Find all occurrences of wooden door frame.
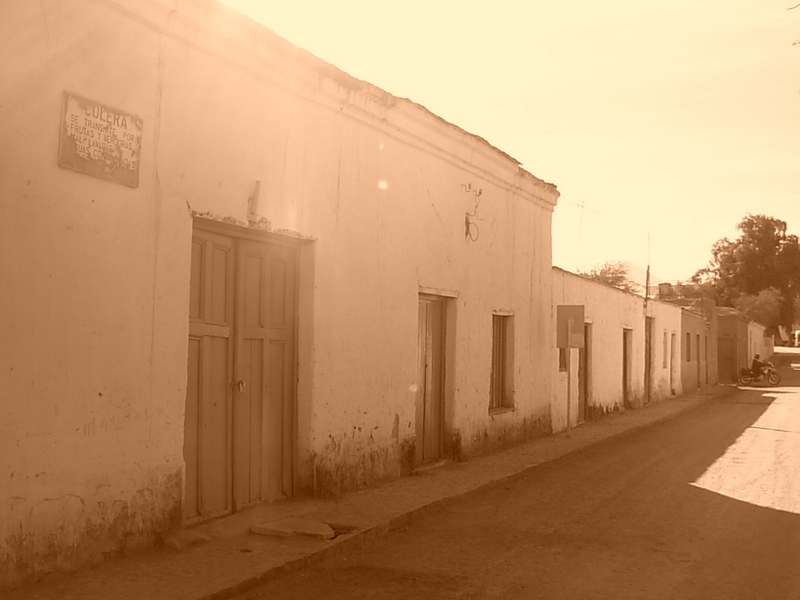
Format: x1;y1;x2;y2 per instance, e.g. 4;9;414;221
416;293;447;465
644;317;654;404
578;322;591;422
187;218;302;520
622;328;633;408
185;228;236;523
670;332;677;395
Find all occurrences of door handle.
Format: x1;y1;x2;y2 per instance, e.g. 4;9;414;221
237;380;247;393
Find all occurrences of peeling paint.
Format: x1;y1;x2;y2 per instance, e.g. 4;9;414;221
189;210;248;229
462;410;552;458
310;436;402;498
624;391;645;410
449;431;465;463
399;437;415;476
587;403;624;421
0;470;181;588
4;0;562;590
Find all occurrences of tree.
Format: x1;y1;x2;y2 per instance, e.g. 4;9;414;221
578;261;641;294
675;278;715;299
733;288;783;330
694;214;800;330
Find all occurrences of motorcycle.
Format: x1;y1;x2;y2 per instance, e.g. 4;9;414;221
738;361;781;386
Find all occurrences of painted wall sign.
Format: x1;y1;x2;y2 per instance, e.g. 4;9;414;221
58;92;142;187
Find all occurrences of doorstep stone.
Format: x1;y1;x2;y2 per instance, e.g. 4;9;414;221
250;517;335;540
163;530;212;551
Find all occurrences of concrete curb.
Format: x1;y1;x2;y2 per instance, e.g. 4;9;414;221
199;387;730;600
199;523;391;600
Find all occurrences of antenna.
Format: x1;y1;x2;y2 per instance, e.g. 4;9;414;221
572;201;599;266
645;233;651;300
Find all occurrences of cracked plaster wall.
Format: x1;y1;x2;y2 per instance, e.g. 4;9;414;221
1;0;188;587
114;0;560;495
1;0;561;583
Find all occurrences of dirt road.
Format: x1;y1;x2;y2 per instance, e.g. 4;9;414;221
236;352;800;599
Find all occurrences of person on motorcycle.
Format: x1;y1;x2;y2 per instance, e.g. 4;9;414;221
751;354;766;379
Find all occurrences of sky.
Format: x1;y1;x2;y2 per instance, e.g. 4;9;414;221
220;0;800;283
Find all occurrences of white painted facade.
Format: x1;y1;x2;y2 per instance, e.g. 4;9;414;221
749;322;773;363
551;268;683;431
647;299;685;401
1;0;558;585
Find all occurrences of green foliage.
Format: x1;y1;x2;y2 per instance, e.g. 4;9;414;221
733;288;783;329
694;214;800;329
578;261;641;294
676;278;715;299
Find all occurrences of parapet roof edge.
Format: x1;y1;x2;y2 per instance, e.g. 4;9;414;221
189;0;559;201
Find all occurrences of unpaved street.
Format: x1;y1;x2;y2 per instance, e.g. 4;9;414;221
236;351;800;600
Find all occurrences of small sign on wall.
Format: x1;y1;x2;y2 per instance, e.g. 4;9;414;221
556;305;585;348
58;92;142;187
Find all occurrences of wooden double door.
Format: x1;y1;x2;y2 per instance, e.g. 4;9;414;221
184;221;296;521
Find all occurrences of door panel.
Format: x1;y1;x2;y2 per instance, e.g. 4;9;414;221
270;259;288;326
243;253;264;329
234;244;266;509
266;246;295;498
189;243;203;319
233;240;296;507
184;337;201;519
185;230;234;520
204;335;231;514
186;224;296;520
266;341;288;498
234;338;264;506
645;317;653;404
210;246;231;325
670;333;676;395
623;328;633;408
416;296;445;464
578;324;590;422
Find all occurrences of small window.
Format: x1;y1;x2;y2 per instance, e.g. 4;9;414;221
662;331;668;369
490;314;514;411
686;332;691;362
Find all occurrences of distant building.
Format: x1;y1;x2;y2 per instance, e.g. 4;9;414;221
653;286;719;391
552;268;683;427
717;308;774;382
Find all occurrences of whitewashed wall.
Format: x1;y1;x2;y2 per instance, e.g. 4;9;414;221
646;298;684;401
749;322;773;362
1;0;191;587
551;269;683;431
0;0;558;585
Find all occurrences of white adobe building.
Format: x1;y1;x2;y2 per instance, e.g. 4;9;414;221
1;0;559;585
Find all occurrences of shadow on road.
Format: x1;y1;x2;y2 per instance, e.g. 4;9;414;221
243;350;800;600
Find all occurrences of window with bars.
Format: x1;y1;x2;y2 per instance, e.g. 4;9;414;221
490;314;514;411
